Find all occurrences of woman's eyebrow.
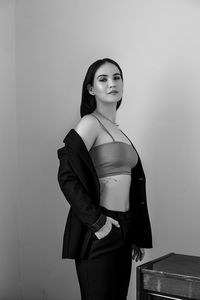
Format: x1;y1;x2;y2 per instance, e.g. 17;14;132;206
113;73;121;76
97;72;121;79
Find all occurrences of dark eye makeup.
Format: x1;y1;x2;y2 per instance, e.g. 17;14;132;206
98;74;121;82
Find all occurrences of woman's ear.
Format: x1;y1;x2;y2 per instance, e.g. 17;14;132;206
87;84;95;95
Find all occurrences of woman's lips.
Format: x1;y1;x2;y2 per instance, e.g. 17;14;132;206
108;90;118;95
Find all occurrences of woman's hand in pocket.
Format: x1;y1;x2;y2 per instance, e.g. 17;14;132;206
94;216;120;240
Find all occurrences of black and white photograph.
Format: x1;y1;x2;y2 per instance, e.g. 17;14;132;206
1;0;200;299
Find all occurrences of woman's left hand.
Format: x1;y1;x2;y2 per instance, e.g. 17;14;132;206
132;245;145;262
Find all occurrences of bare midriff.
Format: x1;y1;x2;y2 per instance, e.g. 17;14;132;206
99;174;131;212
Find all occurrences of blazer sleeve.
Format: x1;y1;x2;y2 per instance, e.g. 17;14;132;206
57;148;106;232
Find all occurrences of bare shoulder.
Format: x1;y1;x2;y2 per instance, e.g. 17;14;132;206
74;114;100;151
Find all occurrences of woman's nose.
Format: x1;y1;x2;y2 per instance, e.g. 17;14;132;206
108;79;116;87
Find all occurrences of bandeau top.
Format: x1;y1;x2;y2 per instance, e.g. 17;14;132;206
89;114;138;178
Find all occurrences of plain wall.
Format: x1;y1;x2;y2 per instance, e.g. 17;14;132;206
13;0;200;299
0;0;21;299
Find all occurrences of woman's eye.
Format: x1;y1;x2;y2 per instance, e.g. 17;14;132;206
114;76;121;80
99;78;107;82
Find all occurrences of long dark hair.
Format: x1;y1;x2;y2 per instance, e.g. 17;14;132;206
80;58;123;117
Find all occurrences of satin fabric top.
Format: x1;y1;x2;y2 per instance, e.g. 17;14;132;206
89;141;138;178
89;114;138;178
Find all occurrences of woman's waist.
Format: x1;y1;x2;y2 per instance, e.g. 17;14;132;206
99;174;131;196
99;174;131;211
99;198;129;212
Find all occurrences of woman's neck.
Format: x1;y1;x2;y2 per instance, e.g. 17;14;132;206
94;104;117;123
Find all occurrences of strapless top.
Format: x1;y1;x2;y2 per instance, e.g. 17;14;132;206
89;141;138;178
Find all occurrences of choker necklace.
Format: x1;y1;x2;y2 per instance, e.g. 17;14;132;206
95;111;119;127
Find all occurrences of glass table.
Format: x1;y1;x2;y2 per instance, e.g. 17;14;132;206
137;252;200;300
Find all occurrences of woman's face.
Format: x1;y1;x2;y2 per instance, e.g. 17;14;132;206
88;62;123;105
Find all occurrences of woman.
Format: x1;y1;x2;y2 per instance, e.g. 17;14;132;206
57;58;152;300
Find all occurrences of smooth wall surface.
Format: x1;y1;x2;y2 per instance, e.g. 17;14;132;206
14;0;200;299
0;0;21;299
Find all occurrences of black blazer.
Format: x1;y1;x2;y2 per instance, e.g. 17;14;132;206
57;129;152;259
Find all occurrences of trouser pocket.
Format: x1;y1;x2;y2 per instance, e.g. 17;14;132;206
87;225;124;260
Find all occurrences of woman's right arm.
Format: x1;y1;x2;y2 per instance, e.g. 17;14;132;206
58;114;110;233
57;146;107;232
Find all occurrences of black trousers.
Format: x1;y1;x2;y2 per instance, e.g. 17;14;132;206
75;207;133;300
